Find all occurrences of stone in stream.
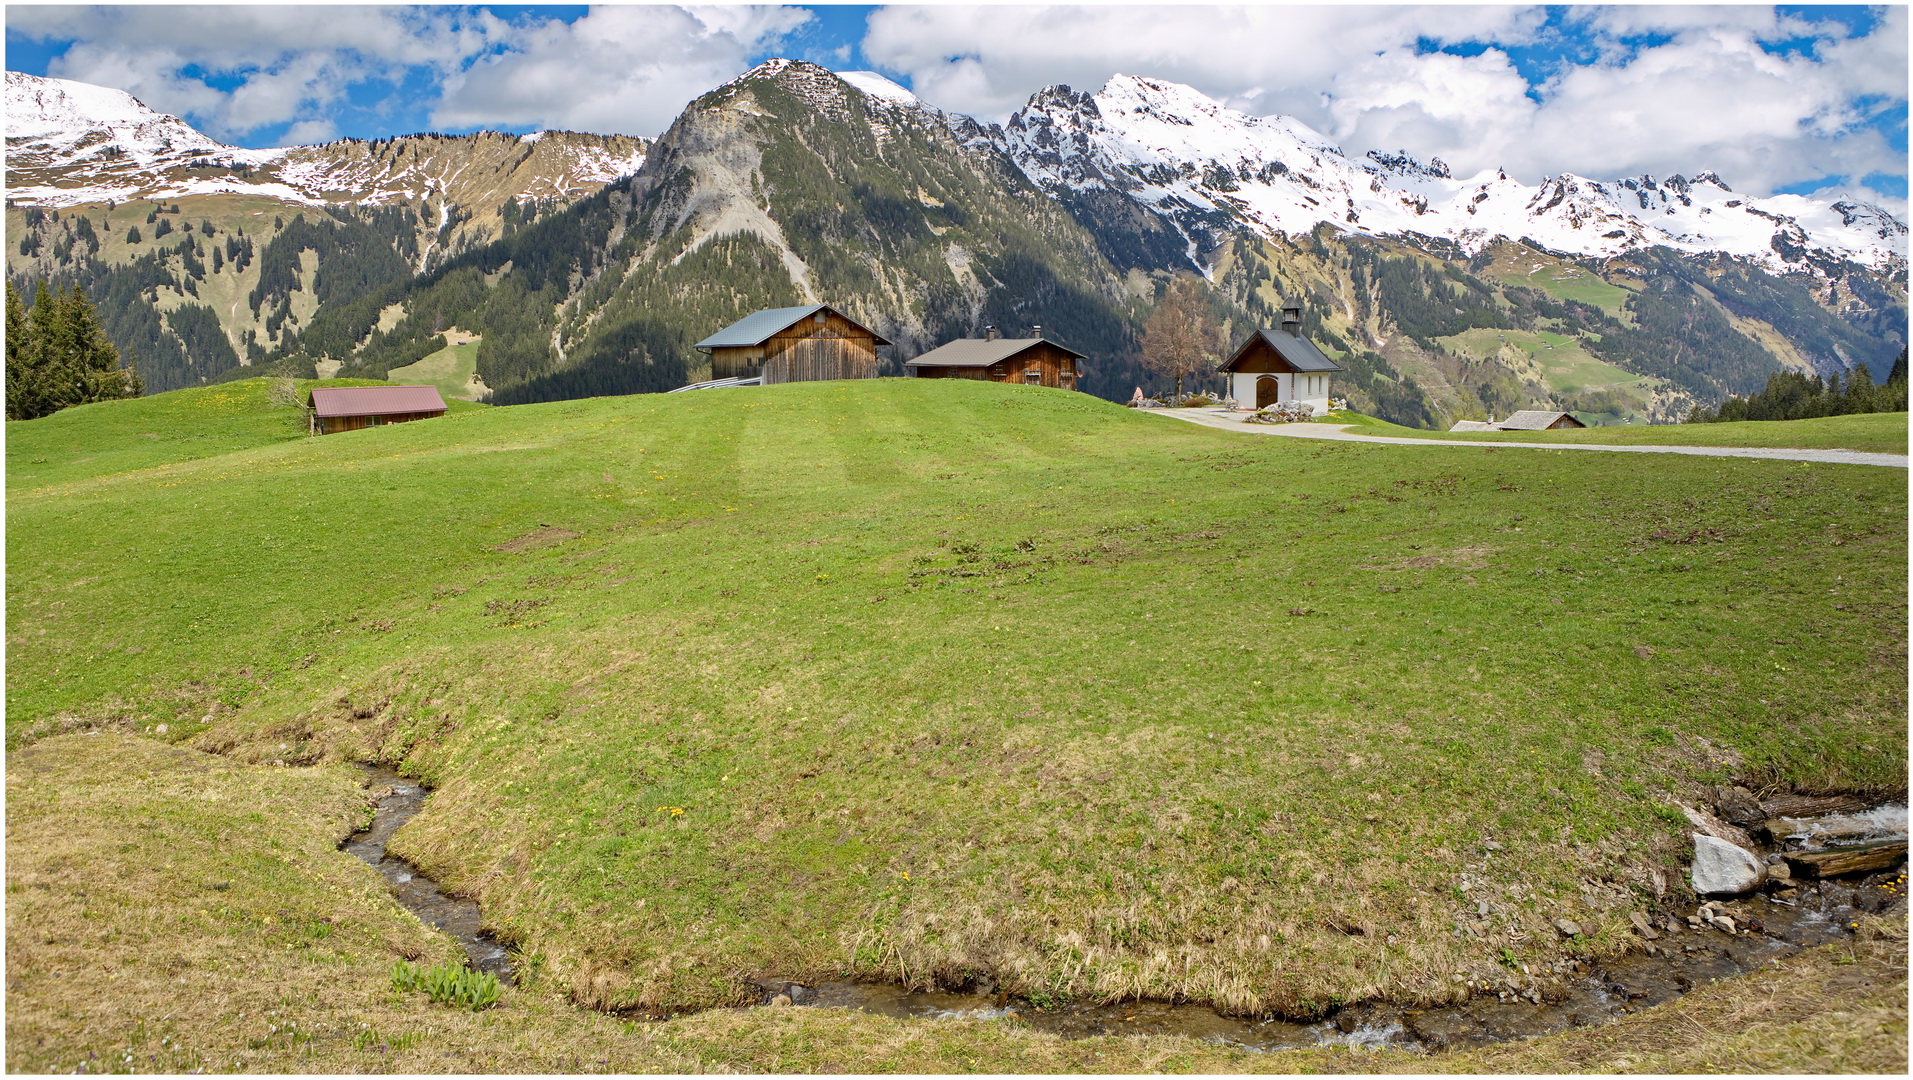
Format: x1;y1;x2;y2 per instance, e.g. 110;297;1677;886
1628;911;1661;940
1714;785;1765;826
1690;833;1764;895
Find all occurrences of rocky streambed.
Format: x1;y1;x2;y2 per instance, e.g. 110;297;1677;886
342;766;514;980
345;766;1906;1053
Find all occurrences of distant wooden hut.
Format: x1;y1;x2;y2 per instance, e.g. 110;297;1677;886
693;304;888;385
307;385;447;435
1217;304;1343;412
904;325;1085;389
1495;410;1586;431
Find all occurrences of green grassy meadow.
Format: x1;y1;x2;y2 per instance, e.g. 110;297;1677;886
4;377;484;491
1488;256;1635;315
1331;410;1909;455
6;377;1906;1029
387;337;485;402
1435;327;1651;399
8;732;1903;1074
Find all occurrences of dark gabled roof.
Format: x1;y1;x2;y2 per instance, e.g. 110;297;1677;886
1217;327;1344;373
693;304;891;350
308;385;447;418
904;337;1087;368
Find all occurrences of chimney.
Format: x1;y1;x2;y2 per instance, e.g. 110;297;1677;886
1280;305;1301;332
984;325;998;341
1031;324;1043;339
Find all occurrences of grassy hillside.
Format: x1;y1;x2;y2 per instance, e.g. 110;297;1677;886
8;731;1903;1073
5;377;484;491
7;378;1905;1027
1331;410;1908;455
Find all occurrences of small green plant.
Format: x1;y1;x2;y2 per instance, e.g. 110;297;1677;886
352;1025;422;1052
390;960;501;1011
1498;947;1521;970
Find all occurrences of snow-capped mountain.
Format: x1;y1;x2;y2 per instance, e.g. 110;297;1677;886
995;74;1907;277
5;71;647;214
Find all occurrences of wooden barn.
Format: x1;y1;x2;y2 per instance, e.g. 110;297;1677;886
307;385;447;435
693;304;888;385
1495;410;1586;431
1217;304;1343;412
904;326;1085;389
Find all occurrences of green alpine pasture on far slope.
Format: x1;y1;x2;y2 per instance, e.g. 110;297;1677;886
4;377;484;491
6;377;1906;1024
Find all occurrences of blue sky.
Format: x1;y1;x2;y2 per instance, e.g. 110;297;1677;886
6;4;1906;206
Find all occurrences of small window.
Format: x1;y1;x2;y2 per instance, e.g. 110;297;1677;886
1024;369;1042;384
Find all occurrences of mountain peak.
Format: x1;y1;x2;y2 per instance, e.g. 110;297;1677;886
6;70;227;162
835;71;918;108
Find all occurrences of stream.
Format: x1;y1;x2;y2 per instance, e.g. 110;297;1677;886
342;766;514;980
343;766;1905;1053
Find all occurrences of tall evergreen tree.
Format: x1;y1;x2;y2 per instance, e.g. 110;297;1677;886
5;282;143;420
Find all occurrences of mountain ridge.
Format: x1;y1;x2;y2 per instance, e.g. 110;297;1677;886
6;62;1907;426
989;72;1907;280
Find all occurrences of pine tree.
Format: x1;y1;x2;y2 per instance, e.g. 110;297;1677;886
5;282;142;420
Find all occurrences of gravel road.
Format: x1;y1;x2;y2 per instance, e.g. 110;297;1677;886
1149;409;1909;469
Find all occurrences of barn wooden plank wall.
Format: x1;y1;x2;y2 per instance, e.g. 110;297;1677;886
914;343;1081;389
761;310;879;385
316;410;444;435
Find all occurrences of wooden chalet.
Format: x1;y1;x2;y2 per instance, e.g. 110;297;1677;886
307;385;447;435
1217;304;1343;412
904;326;1085;389
693;304;888;385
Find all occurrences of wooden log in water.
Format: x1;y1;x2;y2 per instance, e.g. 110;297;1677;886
1783;840;1907;879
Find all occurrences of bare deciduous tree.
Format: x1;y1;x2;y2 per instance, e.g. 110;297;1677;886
1139;276;1222;400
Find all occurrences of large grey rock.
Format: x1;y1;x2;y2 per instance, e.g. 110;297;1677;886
1690;833;1763;895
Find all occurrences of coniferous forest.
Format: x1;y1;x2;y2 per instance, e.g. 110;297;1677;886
5;282;143;420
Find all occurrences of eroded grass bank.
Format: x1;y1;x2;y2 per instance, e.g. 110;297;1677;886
6;378;1907;1018
6;734;1905;1074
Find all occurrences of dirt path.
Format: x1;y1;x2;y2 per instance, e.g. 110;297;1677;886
1150;409;1910;468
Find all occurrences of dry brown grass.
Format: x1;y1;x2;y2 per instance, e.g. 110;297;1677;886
7;732;1905;1074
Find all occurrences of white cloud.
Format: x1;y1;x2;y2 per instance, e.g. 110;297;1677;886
861;3;1907;204
11;4;502;141
862;4;1548;123
430;5;811;136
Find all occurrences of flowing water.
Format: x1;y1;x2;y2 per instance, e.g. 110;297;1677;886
341;765;513;980
343;766;1902;1052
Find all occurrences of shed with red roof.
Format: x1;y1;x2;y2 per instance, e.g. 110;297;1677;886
307;385;447;435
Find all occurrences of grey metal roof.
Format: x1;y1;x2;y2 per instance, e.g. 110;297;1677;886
693;304;891;349
1218;327;1345;373
1497;410;1584;430
1448;420;1497;432
905;337;1086;368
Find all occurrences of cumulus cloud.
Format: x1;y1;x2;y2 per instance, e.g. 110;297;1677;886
862;3;1907;204
863;4;1547;123
430;5;811;136
8;3;813;144
10;4;501;141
